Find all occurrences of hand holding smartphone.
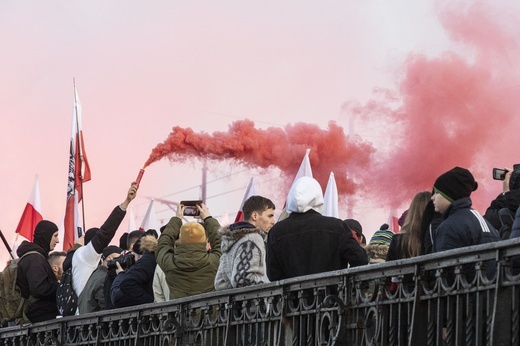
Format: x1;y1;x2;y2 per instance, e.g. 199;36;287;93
180;200;203;216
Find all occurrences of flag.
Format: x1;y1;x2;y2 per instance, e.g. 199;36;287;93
234;177;258;222
15;175;43;242
278;149;313;221
323;172;339;218
127;205;137;232
220;210;230;226
388;208;400;233
63;84;91;251
139;199;161;232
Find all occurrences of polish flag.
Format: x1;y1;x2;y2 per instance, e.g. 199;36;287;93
323;172;339;218
234;177;257;222
63;84;91;250
278;149;313;221
139;199;161;232
15;175;43;242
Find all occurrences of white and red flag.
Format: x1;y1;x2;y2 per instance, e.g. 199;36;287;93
63;84;91;251
323;172;339;218
234;177;257;223
139;199;161;232
15;175;43;242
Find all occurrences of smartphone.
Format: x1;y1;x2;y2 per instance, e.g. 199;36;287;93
180;200;203;216
493;168;508;181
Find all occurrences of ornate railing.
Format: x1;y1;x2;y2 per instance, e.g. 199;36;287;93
2;238;520;346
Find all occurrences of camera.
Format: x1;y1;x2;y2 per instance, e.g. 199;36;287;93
180;200;202;216
107;253;136;270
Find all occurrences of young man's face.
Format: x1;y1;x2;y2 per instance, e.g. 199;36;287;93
49;231;60;251
252;208;276;233
431;190;451;214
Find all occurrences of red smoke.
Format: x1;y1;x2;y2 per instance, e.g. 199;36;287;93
354;1;520;210
144;2;520;213
144;120;374;195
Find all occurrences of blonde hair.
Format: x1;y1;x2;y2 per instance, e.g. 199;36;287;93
398;191;432;258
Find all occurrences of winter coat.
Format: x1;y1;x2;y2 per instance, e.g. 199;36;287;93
111;236;157;308
434;198;500;252
267;176;368;282
509;208;520;273
78;265;107;313
511;207;520;239
215;222;269;290
16;241;58;323
155;216;222;299
434;197;500;283
153;265;170;302
484;189;520;230
72;205;126;297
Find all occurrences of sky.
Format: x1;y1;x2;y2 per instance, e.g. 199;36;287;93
1;1;519;267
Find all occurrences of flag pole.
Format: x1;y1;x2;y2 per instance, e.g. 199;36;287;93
0;229;15;260
74;79;87;237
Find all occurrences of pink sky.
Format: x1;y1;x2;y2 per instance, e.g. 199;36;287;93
1;1;519;266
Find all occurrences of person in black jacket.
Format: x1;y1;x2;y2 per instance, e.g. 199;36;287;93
16;220;61;323
484;165;520;234
432;167;500;253
266;176;368;281
111;234;158;308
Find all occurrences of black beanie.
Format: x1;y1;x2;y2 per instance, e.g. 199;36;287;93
33;220;58;252
102;245;123;260
510;169;520;191
433;167;478;202
84;228;100;245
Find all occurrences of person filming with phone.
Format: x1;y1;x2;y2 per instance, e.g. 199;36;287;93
155;201;222;299
484;164;520;239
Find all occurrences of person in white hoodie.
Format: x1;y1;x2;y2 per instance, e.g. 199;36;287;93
266;176;368;281
72;182;137;298
214;195;276;290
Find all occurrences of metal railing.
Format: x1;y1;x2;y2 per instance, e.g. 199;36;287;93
2;238;520;346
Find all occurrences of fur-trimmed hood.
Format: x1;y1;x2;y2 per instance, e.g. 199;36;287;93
219;222;266;253
139;235;158;253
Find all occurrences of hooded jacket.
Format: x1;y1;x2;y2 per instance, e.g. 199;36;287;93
267;177;368;281
16;221;59;323
214;221;269;290
155;216;221;299
111;235;158;308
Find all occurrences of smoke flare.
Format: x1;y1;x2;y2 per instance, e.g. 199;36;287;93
144;120;375;195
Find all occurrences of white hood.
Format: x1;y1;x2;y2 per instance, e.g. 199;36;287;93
286;176;324;214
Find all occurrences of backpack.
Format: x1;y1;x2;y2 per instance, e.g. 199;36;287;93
0;251;42;326
498;207;515;240
56;266;78;316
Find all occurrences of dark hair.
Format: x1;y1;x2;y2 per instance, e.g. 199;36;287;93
127;230;145;249
243;196;275;221
47;251;66;265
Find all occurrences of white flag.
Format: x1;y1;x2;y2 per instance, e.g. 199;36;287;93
323;172;339;218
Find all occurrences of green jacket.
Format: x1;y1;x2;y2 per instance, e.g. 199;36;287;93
155;216;222;299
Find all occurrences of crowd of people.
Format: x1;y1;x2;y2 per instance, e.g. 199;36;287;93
6;164;520;326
